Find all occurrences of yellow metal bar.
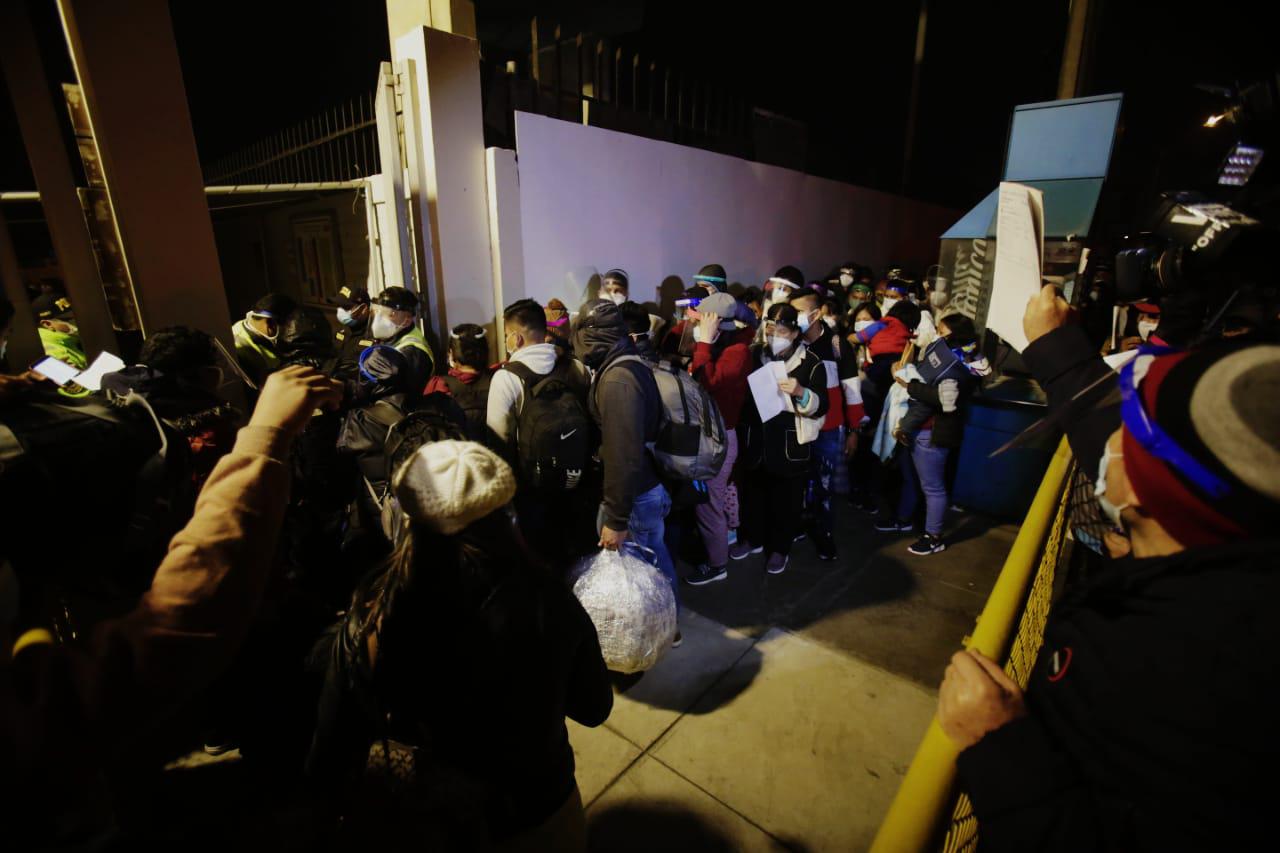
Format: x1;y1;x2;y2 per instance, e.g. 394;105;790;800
870;437;1072;853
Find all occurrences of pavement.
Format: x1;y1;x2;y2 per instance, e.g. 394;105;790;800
569;501;1013;851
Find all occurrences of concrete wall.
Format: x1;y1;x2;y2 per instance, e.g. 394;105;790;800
512;111;959;312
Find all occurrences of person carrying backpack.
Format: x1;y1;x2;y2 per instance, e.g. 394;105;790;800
488;299;594;567
425;323;496;443
573;299;680;609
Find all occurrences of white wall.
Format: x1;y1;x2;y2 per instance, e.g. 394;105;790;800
513;111;959;312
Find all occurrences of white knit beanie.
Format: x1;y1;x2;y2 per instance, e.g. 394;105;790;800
391;439;517;535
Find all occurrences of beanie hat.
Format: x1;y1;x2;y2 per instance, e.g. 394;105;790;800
393;439;517;535
1121;342;1280;547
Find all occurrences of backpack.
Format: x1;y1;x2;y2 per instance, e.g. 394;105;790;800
443;372;493;442
504;359;592;490
606;356;728;483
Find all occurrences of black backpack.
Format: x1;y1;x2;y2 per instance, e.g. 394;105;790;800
443;371;494;442
504;359;592;490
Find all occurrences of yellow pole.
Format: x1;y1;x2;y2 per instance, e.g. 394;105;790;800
870;437;1072;853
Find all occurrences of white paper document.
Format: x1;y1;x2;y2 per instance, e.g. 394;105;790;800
747;360;791;422
72;351;126;391
987;181;1045;353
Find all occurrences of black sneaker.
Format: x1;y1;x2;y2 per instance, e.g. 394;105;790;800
729;541;763;560
907;534;947;556
815;535;838;562
874;518;913;533
684;564;728;587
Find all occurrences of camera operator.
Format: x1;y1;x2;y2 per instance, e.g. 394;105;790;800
934;283;1280;851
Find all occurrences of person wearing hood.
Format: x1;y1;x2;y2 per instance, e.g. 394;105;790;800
683;292;757;586
368;286;435;393
426;322;496;442
232;292;296;389
574;299;678;602
32;292;88;371
735;303;829;575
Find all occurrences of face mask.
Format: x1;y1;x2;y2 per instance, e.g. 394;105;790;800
839;273;854;287
854;320;873;333
606;291;627;306
370;312;402;341
769;334;792;357
881;297;900;313
797;311;813;333
823;315;838;330
337;308;360;328
1137;320;1158;341
1093;444;1131;528
504;334;521;357
694;325;720;345
930;291;949;309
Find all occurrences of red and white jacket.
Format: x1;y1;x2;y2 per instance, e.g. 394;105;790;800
805;325;865;432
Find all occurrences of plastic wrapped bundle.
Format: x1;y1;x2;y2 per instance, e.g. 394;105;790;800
568;543;677;674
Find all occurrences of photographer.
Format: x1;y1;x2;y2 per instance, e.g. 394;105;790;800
936;284;1280;851
1;366;343;848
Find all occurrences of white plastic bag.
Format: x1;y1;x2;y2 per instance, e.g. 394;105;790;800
568;543;677;674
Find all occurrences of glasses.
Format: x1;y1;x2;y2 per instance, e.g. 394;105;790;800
1118;355;1231;498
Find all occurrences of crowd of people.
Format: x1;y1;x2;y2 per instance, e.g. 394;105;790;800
2;246;1279;849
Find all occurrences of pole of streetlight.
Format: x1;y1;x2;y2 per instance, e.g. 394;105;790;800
901;0;929;195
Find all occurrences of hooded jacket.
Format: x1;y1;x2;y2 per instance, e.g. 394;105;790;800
590;338;663;531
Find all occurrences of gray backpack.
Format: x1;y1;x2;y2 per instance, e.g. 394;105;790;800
610;356;728;482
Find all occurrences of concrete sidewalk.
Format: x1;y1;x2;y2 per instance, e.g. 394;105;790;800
570;502;1012;851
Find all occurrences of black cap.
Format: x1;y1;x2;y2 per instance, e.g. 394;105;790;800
372;286;419;313
330;285;370;310
250;292;297;319
32;292;74;321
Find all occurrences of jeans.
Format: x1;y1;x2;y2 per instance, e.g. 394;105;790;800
898;430;950;536
694;429;738;567
600;483;678;608
807;428;843;542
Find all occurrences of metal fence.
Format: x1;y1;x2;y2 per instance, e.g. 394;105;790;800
870;438;1074;853
201;91;380;186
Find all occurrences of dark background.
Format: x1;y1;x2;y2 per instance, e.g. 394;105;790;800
1;1;1276;244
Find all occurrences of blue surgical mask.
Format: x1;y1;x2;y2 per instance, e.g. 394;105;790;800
797;311;813;333
1094;444;1130;528
337;307;359;328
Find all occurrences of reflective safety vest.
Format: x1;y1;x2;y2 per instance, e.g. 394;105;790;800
390;325;435;373
232;319;280;371
38;327;88;370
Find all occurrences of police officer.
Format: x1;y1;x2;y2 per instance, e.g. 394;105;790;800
231;293;296;388
368;286;434;393
31;293;88;370
332;285;374;378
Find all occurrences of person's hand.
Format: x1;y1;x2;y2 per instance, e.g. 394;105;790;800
777;377;802;398
843;430;859;459
599;525;628;551
0;370;48;404
1119;335;1143;353
937;650;1027;750
1023;284;1072;345
248;365;344;438
893;428;911;447
698;311;720;343
894;373;910;387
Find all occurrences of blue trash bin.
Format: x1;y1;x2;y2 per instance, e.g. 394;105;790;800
953;390;1057;520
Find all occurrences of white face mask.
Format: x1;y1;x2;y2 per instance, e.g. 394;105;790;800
1137;320;1158;341
1093;444;1130;528
823;315;838;329
881;297;900;313
929;291;949;309
769;334;792;357
839;273;854;287
694;325;720;345
854;320;874;333
797;310;814;333
605;291;627;306
370;311;402;341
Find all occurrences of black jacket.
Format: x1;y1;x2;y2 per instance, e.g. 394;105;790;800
958;537;1280;851
1022;324;1119;476
739;344;829;477
904;366;978;449
589;339;663;531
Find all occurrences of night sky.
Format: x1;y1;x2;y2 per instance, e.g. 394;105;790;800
1;1;1276;252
